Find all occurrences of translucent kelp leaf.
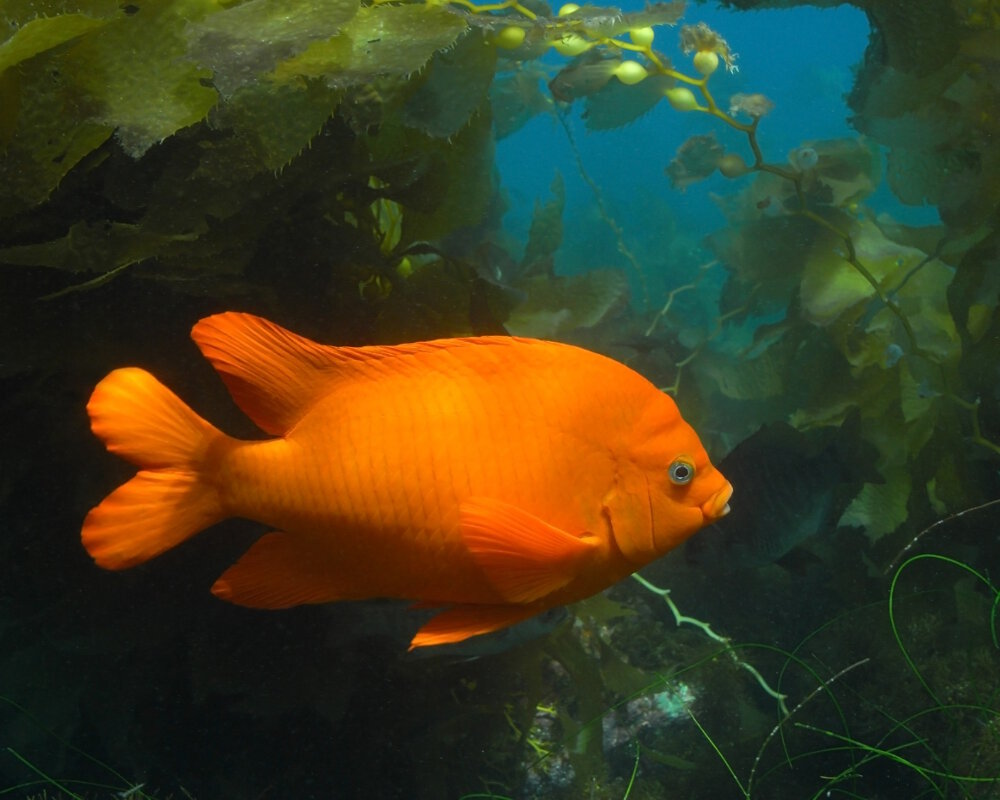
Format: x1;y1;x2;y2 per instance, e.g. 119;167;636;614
898;361;934;424
0;0;120;39
574;594;635;625
273;5;468;86
851;358;938;467
583;72;672;130
947;228;1000;343
549;55;617;103
960;28;1000;62
799;236;888;328
941;149;1000;232
402;30;497;140
865;102;962;152
698;336;792;401
505;268;628;339
891;145;959;207
490;64;552;139
801;220;912;326
369;257;507;341
212;80;341;170
666;132;724;190
873;217;981;267
0;61;112;211
0;13;110;75
370;182;403;257
187;0;359;96
520;173;565;275
788;398;858;431
0;220;186;273
65;0;220;156
839;468;910;542
392;105;495;243
865;0;959;76
885;256;960;365
710;170;792;225
837;309;900;373
855;68;972;188
855;66;942;121
0;5;123;208
617;2;685;32
709;215;834;317
798;138;880;208
719;138;879;218
800;218;960;364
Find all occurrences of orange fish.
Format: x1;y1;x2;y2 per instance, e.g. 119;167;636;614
82;313;732;648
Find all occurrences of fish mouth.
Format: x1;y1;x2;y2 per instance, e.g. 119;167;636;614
701;481;733;521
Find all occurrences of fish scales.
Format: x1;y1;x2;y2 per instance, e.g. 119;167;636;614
236;367;489;600
318;356;580;596
81;312;732;647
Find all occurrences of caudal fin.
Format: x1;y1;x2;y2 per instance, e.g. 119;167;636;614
82;368;226;570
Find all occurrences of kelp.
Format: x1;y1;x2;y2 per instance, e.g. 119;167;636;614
0;0;995;557
848;0;1000;232
270;4;469;86
1;2;1000;798
505;268;628;338
186;0;360;96
3;0;682;339
603;8;999;547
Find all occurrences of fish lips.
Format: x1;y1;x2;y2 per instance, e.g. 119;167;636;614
701;480;733;521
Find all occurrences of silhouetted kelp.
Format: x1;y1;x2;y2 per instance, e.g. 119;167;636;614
1;0;999;797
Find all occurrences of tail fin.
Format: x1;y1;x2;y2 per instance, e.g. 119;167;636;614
82;368;227;570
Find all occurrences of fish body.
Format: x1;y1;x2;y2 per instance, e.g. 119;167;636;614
83;313;731;648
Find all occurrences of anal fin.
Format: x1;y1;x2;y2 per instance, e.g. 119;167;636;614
212;532;343;609
410;604;539;649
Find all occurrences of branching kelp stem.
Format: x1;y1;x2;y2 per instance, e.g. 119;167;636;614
644;260;715;338
598;26;1000;457
644;53;930;362
447;0;999;456
948;395;1000;457
632;573;789;715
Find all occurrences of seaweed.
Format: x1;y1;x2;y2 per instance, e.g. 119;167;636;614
2;0;1000;797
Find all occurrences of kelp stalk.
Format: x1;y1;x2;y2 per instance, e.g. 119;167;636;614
632;573;789;716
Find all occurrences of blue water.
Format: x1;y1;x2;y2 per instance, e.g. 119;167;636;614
496;3;931;305
3;2;997;799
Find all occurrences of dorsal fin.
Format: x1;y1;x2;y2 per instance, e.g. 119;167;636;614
191;313;348;435
191;312;538;436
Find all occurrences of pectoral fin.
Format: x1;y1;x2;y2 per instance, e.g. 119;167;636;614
459;497;598;603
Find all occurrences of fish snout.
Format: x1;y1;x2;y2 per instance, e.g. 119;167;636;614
701;481;733;521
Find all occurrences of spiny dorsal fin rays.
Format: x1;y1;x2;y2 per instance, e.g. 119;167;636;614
191;312;553;436
192;313;346;435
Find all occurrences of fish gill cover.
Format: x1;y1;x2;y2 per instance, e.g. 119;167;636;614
1;0;999;797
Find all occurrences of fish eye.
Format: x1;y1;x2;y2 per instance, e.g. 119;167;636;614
668;459;695;485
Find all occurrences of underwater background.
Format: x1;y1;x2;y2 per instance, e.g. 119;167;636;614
2;0;999;797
